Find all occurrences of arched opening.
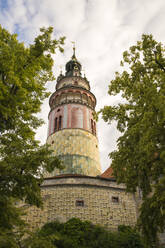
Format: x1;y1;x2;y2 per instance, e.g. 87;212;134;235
93;121;96;135
74;91;81;102
54;115;63;132
60;93;67;104
82;93;88;104
91;119;94;134
55;95;60;105
67;91;73;101
59;115;62;130
91;101;95;109
88;96;92;107
54;117;58;132
90;119;96;135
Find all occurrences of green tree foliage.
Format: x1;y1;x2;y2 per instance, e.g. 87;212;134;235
27;218;144;248
0;25;65;244
100;34;165;246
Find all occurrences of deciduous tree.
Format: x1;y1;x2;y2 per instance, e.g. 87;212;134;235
100;34;165;246
27;218;144;248
0;25;64;244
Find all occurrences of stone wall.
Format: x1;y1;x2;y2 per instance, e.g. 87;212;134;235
23;175;138;231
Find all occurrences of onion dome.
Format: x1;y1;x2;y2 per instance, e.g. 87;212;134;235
65;46;82;77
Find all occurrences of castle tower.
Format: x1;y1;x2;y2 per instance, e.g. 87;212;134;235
25;47;139;234
46;47;101;177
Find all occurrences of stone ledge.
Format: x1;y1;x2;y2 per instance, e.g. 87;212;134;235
42;175;126;190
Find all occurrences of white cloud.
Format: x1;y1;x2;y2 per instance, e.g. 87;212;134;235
1;0;165;172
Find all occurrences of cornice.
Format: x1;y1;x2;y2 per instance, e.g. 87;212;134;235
56;75;90;90
48;102;95;118
49;85;97;107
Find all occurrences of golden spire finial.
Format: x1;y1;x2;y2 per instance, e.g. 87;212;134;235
71;41;76;57
60;65;63;74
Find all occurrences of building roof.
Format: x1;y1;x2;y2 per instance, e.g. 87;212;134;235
100;166;114;179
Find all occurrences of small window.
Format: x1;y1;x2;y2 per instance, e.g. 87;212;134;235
54;117;58;131
93;121;96;135
59;116;62;129
112;196;119;203
76;200;84;207
91;119;94;133
57;109;60;112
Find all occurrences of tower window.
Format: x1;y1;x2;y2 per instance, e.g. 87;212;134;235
57;109;60;112
54;117;58;131
93;121;96;135
59;115;62;129
91;120;96;135
112;196;119;203
76;200;84;207
91;119;94;134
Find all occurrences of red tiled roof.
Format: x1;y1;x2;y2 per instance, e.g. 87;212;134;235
100;167;114;179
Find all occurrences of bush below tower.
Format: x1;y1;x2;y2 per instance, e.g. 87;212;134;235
25;218;145;248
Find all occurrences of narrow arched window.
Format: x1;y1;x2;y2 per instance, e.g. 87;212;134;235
54;117;58;132
93;121;96;135
91;119;94;134
59;116;62;130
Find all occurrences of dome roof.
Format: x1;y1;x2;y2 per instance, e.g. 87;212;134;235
65;47;82;76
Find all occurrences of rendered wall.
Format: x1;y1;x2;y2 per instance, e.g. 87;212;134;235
48;104;96;137
46;129;101;177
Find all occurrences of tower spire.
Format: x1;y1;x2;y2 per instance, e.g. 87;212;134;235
65;42;82;76
60;65;63;75
47;47;101;177
71;41;76;59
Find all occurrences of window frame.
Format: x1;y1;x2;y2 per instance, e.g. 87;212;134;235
111;196;119;203
76;200;84;207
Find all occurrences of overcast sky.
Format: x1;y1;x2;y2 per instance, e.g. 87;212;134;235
1;0;165;172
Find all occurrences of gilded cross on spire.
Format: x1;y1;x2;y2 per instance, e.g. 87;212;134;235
60;65;63;74
71;41;76;59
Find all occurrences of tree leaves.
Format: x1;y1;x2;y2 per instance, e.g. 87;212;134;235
0;25;65;245
100;34;165;246
26;218;144;248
